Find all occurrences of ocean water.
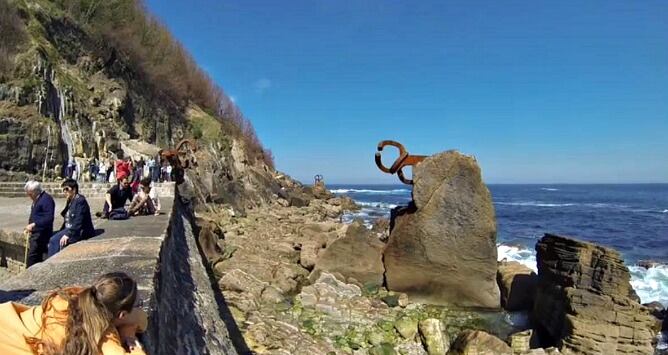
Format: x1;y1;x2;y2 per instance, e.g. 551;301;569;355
330;184;668;306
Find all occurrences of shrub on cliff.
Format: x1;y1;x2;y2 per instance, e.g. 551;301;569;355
0;0;27;79
48;0;271;166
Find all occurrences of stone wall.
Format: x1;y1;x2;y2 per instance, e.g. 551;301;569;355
0;187;241;354
144;198;239;355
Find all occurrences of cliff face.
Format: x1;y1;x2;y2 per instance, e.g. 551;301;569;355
0;0;275;204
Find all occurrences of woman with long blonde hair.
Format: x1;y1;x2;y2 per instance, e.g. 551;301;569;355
0;272;148;355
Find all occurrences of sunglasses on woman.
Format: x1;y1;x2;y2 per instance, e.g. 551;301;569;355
62;187;72;192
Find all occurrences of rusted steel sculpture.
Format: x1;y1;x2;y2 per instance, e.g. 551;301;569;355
159;139;198;169
375;140;426;185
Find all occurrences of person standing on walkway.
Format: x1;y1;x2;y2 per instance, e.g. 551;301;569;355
23;181;55;267
48;179;95;257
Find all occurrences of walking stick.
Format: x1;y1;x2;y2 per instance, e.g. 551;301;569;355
23;230;29;269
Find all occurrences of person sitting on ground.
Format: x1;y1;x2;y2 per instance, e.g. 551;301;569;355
24;180;55;267
128;177;161;216
48;178;95;257
101;175;133;219
0;272;148;354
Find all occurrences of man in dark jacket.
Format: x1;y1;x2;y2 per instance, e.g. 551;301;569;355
48;178;95;257
24;181;55;266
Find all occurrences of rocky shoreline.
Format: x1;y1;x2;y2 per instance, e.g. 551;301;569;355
194;151;664;355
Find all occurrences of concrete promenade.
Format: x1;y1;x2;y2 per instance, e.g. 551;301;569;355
0;182;241;354
0;195;173;304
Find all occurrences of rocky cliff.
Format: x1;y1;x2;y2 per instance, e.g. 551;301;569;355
532;234;656;354
0;0;275;205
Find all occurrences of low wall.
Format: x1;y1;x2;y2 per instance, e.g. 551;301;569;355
0;186;240;354
144;198;239;354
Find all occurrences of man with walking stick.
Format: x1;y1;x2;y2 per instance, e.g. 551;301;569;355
24;181;55;267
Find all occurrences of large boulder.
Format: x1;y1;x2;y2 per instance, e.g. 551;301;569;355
448;330;512;355
310;220;385;288
497;261;537;311
532;234;655;355
384;150;500;308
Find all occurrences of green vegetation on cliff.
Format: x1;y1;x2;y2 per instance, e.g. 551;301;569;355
0;0;273;171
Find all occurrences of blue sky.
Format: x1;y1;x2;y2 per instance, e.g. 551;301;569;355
145;0;668;184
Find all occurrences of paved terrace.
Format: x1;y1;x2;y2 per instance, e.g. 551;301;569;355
0;182;241;354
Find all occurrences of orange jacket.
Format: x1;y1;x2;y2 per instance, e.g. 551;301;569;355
0;289;147;355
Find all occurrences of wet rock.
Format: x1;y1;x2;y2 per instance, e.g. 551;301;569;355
418;318;449;355
289;192;312;207
384;150;500;308
395;342;428;355
509;329;535;354
244;313;336;354
532;234;655;355
299;239;326;270
312;181;333;200
395;317;419;340
397;293;410;308
497;260;537;311
261;285;285;304
311;220;385;288
448;330;511;355
341;195;361;211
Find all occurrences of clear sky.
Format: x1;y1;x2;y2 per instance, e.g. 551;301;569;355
145;0;668;184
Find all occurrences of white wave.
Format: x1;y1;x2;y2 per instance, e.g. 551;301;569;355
630;264;668;307
495;202;575;207
584;203;629;209
662;209;668;214
497;244;537;272
497;243;668;307
330;188;410;195
355;201;398;209
540;188;559;191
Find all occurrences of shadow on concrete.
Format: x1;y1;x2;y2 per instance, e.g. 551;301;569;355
0;289;35;303
93;228;105;237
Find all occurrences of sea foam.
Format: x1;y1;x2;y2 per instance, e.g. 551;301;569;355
494;201;575;207
330;188;410;195
497;243;668;307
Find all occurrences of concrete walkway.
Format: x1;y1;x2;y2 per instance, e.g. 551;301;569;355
0;195;173;304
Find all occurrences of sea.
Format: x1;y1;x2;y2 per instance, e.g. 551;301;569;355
330;184;668;307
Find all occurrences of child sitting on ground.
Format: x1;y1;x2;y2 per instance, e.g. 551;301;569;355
128;177;161;216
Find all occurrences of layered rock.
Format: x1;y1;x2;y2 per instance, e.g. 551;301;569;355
532;234;655;355
384;150;500;308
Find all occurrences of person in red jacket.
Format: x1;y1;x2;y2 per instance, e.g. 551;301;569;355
115;157;132;183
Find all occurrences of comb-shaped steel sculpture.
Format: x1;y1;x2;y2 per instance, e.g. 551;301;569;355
375;140;426;185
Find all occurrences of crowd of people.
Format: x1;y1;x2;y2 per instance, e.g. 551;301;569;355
4;156;169;354
72;154;174;184
23;170;162;266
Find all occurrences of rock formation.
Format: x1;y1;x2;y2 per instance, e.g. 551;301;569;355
532;234;655;355
448;330;512;355
384;150;500;308
497;260;537;311
310;220;385;288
